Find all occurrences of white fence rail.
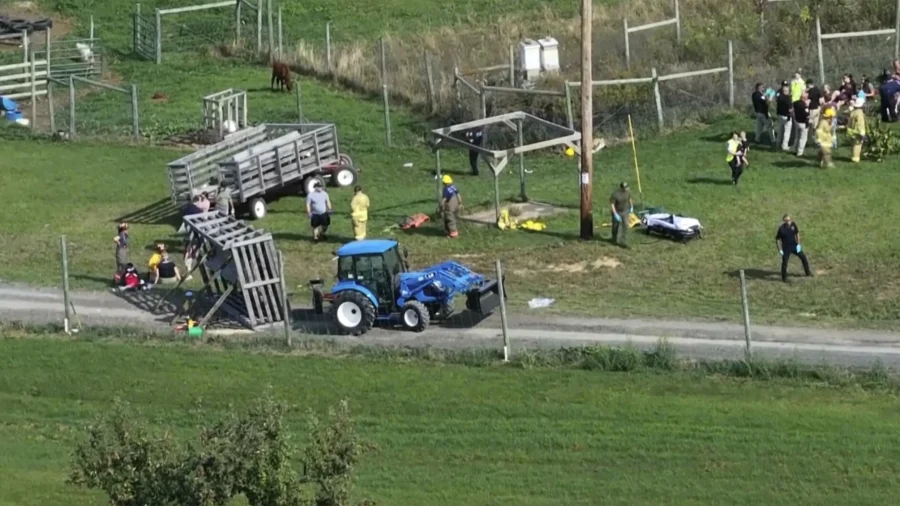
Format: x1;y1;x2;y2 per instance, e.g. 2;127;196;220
623;0;682;69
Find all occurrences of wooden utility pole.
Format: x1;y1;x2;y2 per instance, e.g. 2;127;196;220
579;0;594;239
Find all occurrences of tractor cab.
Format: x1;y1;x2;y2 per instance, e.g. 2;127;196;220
334;240;407;315
310;239;504;336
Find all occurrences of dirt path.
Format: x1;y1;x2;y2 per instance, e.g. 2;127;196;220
2;282;900;368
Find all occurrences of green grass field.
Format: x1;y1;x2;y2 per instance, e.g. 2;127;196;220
2;0;899;330
2;337;900;506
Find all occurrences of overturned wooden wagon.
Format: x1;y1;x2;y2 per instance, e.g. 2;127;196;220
156;211;287;330
167;123;359;219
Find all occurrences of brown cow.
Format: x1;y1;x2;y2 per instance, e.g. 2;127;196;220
271;61;293;92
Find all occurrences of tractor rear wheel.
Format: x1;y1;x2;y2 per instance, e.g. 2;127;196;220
333;291;376;336
401;300;430;332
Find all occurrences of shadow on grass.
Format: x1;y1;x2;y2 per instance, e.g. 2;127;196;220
273;232;352;245
116;198;182;227
688;176;733;186
772;159;815;169
724;269;782;281
291;307;492;335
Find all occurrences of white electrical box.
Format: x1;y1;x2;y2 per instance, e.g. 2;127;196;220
519;39;541;81
538;37;559;72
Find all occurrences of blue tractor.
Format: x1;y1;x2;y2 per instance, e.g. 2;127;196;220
310;239;504;335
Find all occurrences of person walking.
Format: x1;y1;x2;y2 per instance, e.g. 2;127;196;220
775;82;794;152
726;131;744;185
792;92;811;157
775;214;812;283
847;94;867;163
751;83;773;144
113;222;130;274
306;182;332;242
440;175;462;238
815;106;835;168
609;182;633;247
805;79;824;134
465;127;484;176
349;185;370;241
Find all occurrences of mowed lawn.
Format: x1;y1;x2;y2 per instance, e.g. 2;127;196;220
1;338;900;506
2;60;899;328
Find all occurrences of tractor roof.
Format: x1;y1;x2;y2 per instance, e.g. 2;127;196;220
336;239;398;257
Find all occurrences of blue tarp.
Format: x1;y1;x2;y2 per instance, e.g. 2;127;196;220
0;96;17;112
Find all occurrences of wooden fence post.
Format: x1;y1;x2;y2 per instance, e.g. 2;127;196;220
508;44;515;86
674;0;682;44
256;0;263;55
45;25;51;79
381;37;392;147
326;22;332;68
727;40;734;108
424;51;436;115
266;0;274;58
564;82;575;130
234;0;240;44
277;6;283;59
651;67;663;131
278;251;291;346
155;9;162;64
816;16;825;86
131;84;140;140
22;30;28;64
29;55;36;130
48;79;55;133
295;81;303;122
68;75;75;139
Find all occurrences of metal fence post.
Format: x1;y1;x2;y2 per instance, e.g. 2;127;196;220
61;235;71;335
739;269;752;359
234;0;240;44
68;75;76;139
21;30;28;64
295;81;303;122
508;44;515;86
623;18;630;70
45;26;51;79
131;84;140;140
495;259;510;362
266;0;274;58
380;37;392;147
651;67;663;131
256;0;262;55
48;78;55;133
277;6;283;59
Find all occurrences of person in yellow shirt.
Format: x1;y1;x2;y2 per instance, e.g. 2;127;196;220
847;95;867;163
816;107;835;168
350;185;370;241
147;244;165;281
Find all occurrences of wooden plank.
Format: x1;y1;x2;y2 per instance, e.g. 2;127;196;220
628;17;677;33
240;245;267;324
158;1;234;15
262;240;284;321
0;60;48;72
821;28;896;39
658;67;727;82
0;81;46;93
231;246;257;327
254;241;280;322
3;89;47;100
0;70;47;83
246;242;273;323
230;131;304;163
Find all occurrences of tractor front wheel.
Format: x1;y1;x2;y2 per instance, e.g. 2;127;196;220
401;300;430;332
333;291;376;336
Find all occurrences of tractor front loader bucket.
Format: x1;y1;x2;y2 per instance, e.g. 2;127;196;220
466;277;504;316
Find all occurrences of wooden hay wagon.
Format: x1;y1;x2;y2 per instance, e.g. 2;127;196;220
166;123;359;218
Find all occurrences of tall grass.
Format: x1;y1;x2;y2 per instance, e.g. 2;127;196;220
274;0;899;137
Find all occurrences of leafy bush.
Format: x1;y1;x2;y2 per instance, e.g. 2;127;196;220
863;119;900;162
70;397;374;506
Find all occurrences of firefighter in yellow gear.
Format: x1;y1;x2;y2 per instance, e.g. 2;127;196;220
350;185;370;240
816;107;835;168
847;96;867;163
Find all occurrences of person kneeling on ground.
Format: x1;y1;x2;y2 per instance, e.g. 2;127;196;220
775;214;812;283
151;251;182;285
115;263;144;292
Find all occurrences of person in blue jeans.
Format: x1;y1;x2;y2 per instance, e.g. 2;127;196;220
775;214;812;283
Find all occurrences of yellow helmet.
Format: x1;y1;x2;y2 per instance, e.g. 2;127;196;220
823;107;835;119
564;147;576;157
441;175;453;184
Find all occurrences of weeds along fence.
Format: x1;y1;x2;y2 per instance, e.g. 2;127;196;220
815;8;900;85
623;0;682;70
47;76;140;140
134;0;267;64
